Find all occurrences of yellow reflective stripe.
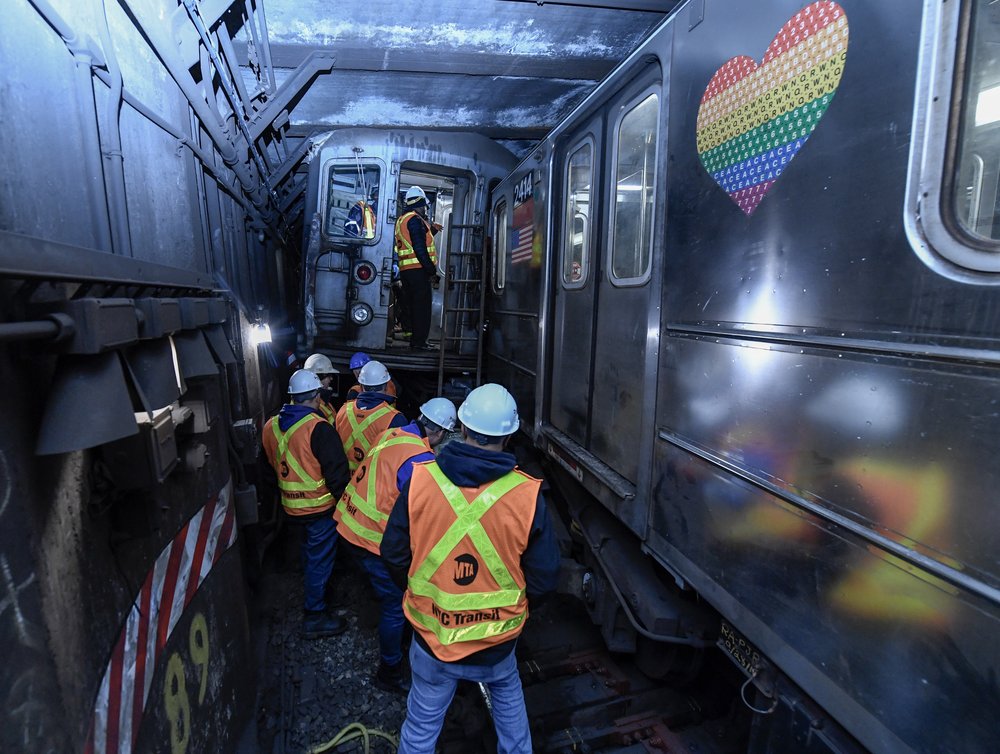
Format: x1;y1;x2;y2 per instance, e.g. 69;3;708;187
349;433;426;521
283;491;333;510
337;502;383;543
343;404;393;457
408;603;526;646
409;578;523;611
272;415;324;491
411;466;528;599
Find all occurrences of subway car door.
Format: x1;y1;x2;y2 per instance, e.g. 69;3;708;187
590;76;663;486
550;116;603;446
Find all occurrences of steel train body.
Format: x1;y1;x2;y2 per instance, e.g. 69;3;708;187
0;1;286;751
487;1;1000;752
301;128;515;365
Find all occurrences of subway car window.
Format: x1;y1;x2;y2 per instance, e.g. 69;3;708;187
493;199;508;290
953;0;1000;245
611;93;659;283
562;141;593;287
325;164;381;240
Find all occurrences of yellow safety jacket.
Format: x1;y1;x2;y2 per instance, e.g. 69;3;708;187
262;413;335;517
360;202;375;239
335;400;402;472
318;400;336;424
394;211;437;271
402;462;541;661
334;428;431;555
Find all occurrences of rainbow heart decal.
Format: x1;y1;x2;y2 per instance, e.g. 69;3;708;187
696;1;849;215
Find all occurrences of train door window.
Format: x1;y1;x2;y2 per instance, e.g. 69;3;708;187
908;0;1000;276
492;199;509;291
609;91;659;285
324;163;382;242
561;139;594;288
952;1;1000;248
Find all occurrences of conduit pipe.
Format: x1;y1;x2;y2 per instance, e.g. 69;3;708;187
90;68;252;215
118;0;270;218
97;0;133;257
25;0;113;253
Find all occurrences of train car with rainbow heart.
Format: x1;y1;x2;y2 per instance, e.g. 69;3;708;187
485;1;1000;752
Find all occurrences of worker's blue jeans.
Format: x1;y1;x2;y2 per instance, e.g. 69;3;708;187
399;641;531;754
302;516;338;613
357;549;405;666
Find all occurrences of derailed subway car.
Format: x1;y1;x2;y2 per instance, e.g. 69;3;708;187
0;1;287;751
301;128;515;367
488;1;1000;752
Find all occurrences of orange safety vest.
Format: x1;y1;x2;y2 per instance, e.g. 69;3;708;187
318;400;336;424
394;211;438;270
402;461;541;661
335;400;402;472
334;428;431;555
262;412;335;517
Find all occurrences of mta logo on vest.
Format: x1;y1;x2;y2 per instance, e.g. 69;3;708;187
453;554;478;586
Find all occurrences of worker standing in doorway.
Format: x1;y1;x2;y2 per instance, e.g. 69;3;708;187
262;370;351;639
335;360;408;472
382;384;560;754
334;397;458;694
394;185;441;351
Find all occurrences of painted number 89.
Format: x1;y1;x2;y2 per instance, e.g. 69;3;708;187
164;613;211;754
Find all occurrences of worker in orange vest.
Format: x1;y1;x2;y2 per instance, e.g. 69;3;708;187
335;360;408;471
262;370;351;639
382;384;559;754
334;397;458;694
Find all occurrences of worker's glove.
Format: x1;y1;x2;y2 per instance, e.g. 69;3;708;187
431;222;443;234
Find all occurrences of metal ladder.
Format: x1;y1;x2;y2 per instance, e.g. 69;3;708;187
436;220;486;394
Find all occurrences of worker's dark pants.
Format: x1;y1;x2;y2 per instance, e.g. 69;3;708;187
399;268;432;347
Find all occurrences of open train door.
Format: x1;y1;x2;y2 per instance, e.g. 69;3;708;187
546;67;664;533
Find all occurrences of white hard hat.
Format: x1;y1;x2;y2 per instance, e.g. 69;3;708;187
458;384;519;437
303;353;337;375
404;185;427;205
420;397;457;432
358;360;391;387
288;369;322;396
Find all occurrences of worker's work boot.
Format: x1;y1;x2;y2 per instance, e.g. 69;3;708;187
300;612;347;640
374;660;411;695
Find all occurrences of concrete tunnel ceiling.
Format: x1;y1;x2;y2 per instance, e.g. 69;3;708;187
235;0;679;158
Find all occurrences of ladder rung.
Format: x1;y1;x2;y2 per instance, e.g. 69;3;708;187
447;251;482;257
445;307;481;313
448;278;480;284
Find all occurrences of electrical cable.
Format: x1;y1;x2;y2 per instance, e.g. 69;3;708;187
308;722;399;753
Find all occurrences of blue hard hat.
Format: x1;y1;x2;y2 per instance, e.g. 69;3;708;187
349;352;371;370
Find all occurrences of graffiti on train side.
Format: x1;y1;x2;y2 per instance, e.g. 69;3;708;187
164;612;211;754
0;450;66;754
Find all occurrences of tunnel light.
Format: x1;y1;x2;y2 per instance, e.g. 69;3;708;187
975;84;1000;127
249;323;271;346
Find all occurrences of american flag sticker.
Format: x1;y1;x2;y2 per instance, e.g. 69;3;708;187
511;199;535;265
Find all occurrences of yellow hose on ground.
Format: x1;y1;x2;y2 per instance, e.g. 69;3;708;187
309;722;399;753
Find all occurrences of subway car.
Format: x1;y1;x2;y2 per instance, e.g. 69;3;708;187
300;128;516;374
487;1;1000;752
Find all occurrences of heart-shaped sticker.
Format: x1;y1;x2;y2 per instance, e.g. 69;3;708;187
696;1;849;215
